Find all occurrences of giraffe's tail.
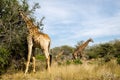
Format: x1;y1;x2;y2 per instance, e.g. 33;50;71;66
49;54;52;66
48;41;52;67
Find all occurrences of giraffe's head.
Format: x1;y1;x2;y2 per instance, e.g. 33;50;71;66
88;38;94;43
18;10;23;18
18;9;24;15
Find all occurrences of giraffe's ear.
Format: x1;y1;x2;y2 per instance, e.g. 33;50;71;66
89;38;94;42
18;9;23;13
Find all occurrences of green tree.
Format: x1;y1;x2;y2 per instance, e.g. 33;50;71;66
113;40;120;58
85;40;119;62
86;45;99;59
61;45;74;55
98;43;114;58
0;0;41;74
51;45;74;60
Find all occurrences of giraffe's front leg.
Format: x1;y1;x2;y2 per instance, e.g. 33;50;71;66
25;36;33;74
25;45;32;74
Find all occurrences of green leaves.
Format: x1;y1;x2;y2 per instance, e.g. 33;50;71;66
0;47;10;64
86;40;120;63
0;47;10;74
0;0;40;74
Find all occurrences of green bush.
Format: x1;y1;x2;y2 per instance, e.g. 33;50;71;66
73;59;82;65
104;56;110;62
66;60;71;65
117;57;120;65
36;54;46;61
87;52;98;59
0;47;11;74
57;62;62;66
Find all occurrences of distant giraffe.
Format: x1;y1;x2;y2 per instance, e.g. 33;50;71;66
18;10;52;74
55;50;64;61
73;38;93;59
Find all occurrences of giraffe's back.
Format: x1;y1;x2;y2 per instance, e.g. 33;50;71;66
33;32;50;49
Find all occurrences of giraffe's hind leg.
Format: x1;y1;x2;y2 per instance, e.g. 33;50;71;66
44;49;50;72
32;56;36;73
32;47;36;73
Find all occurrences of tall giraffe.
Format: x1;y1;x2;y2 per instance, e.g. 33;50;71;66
18;10;52;74
73;38;93;59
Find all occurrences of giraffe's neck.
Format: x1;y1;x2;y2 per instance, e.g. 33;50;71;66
80;40;91;50
19;12;40;35
20;12;35;30
20;12;30;24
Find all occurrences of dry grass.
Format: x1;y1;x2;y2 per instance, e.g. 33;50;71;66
1;60;120;80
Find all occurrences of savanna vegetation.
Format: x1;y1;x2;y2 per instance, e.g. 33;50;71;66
0;0;120;80
1;59;120;80
51;39;120;64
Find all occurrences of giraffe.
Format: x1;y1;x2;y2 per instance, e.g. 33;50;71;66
73;38;93;60
18;10;52;74
55;50;64;61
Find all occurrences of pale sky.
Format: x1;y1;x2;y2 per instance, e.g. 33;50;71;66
28;0;120;48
